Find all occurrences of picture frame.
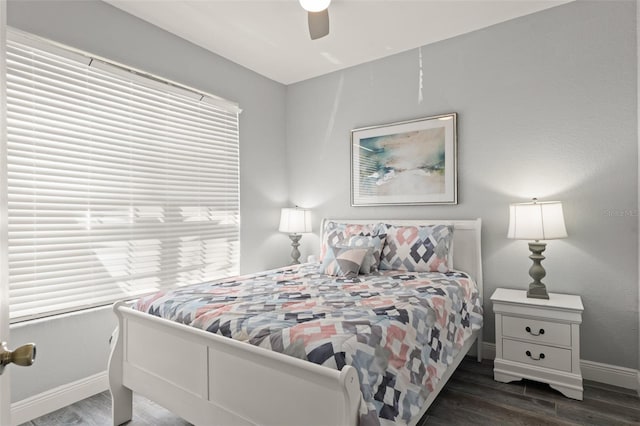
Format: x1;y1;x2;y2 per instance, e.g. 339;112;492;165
351;113;457;206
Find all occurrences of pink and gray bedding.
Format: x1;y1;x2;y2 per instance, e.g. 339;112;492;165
320;221;453;274
320;221;379;261
345;234;386;274
319;245;370;277
378;224;453;273
135;263;483;426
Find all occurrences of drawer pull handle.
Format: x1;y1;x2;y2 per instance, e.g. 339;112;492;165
525;350;545;361
525;326;545;336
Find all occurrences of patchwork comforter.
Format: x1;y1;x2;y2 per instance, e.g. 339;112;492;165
134;263;483;426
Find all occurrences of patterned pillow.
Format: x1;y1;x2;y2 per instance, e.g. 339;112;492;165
379;224;453;272
345;234;386;274
319;245;369;277
320;221;377;261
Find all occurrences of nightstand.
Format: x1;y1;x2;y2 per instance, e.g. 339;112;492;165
491;288;584;400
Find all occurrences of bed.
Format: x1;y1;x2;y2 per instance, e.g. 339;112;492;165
108;218;484;426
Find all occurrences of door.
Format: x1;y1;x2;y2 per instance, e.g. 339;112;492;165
1;0;10;423
1;5;36;420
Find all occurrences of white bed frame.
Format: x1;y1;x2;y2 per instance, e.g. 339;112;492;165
108;218;483;426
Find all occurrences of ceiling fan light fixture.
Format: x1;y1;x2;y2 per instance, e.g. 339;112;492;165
299;0;331;13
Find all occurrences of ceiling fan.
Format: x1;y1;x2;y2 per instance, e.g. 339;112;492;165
299;0;331;40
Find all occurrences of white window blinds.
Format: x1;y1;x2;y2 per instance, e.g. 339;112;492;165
6;31;241;322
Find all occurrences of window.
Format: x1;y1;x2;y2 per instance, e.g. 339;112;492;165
6;30;241;322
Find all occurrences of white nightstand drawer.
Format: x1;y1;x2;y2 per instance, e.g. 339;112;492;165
502;338;572;372
502;316;571;346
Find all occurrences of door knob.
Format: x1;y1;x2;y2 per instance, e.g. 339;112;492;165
0;341;36;375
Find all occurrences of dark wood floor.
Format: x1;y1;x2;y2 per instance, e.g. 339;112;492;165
420;357;640;425
19;391;191;426
21;357;640;425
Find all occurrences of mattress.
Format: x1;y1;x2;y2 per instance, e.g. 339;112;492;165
135;263;483;426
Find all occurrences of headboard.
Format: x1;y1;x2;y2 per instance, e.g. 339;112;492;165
320;218;483;301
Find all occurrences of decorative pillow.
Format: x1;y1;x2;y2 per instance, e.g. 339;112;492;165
319;221;376;261
379;224;453;272
345;234;386;274
319;245;369;277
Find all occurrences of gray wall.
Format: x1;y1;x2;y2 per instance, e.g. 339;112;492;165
286;0;638;369
637;0;640;385
8;0;289;402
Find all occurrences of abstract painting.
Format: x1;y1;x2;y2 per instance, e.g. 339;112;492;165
351;113;457;206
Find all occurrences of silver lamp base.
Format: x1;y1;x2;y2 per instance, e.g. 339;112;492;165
288;234;302;265
527;283;549;299
527;241;549;299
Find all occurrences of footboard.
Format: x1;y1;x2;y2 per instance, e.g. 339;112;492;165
108;301;361;426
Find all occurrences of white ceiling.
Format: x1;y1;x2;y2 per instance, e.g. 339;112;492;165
105;0;572;85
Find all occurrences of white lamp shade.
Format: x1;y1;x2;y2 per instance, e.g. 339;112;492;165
279;208;312;234
508;200;567;240
299;0;331;12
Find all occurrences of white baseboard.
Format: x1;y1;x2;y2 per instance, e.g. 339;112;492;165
481;342;639;392
581;359;639;390
11;371;108;426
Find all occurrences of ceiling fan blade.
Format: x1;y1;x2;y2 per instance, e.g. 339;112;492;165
308;9;329;40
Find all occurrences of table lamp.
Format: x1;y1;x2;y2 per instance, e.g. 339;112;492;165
279;207;312;264
507;198;567;299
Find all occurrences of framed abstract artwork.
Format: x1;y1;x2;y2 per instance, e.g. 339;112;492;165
351;113;457;206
